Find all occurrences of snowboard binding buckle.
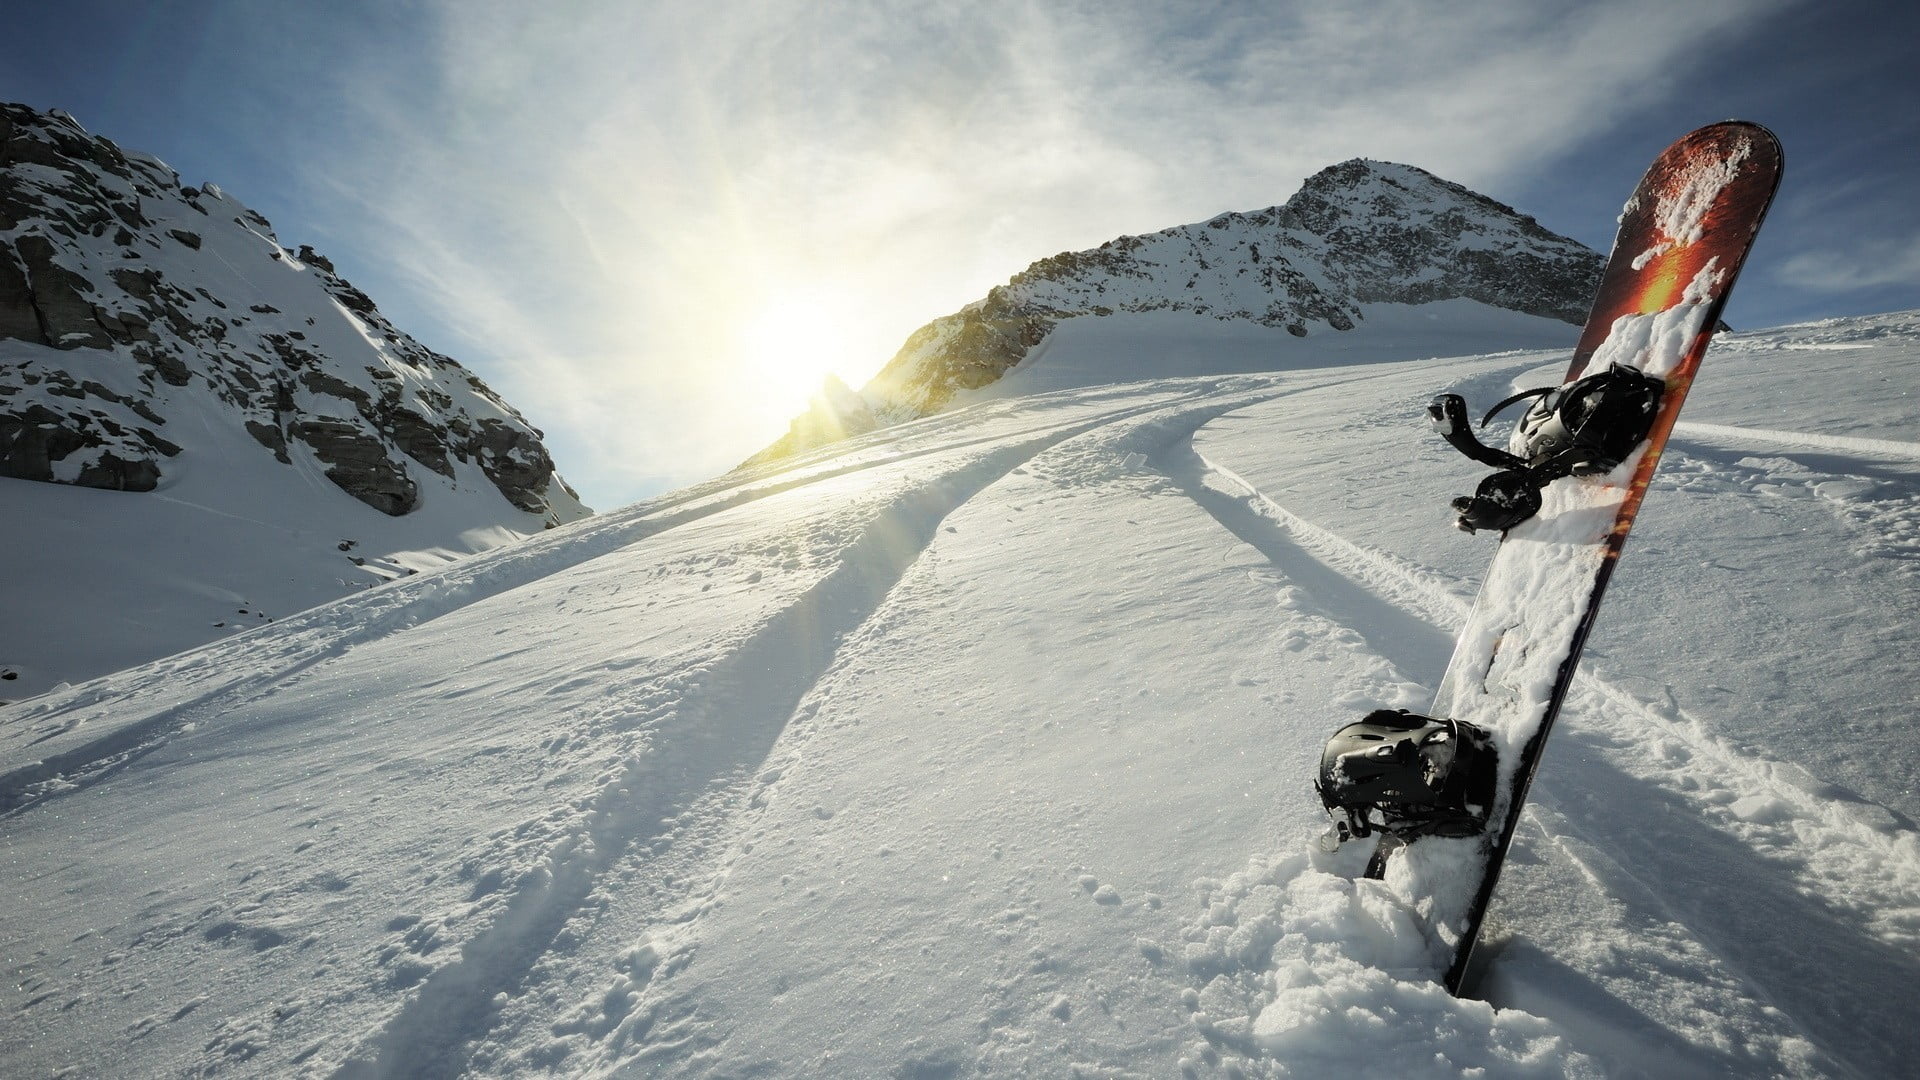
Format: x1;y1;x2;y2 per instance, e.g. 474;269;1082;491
1450;470;1544;534
1428;363;1667;533
1316;709;1498;846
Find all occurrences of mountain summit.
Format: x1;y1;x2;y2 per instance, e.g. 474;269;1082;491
0;102;584;522
751;159;1600;464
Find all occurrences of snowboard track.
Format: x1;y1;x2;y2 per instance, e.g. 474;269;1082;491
329;387;1293;1079
1673;421;1920;461
0;387;1226;821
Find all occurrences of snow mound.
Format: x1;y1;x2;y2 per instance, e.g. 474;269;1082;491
1184;850;1594;1078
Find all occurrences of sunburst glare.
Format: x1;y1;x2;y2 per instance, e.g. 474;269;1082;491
733;290;868;413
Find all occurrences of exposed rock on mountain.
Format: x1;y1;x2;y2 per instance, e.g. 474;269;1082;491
748;159;1601;465
775;374;880;456
0;102;586;522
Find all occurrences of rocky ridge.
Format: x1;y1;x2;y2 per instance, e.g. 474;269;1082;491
749;159;1602;465
0;102;586;522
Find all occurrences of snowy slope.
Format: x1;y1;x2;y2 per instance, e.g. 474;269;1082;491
4;310;1919;1078
0;104;589;700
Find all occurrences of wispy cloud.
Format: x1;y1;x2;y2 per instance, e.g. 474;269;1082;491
297;0;1792;505
1779;234;1920;292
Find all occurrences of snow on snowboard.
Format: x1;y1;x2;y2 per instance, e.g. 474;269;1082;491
1315;121;1783;994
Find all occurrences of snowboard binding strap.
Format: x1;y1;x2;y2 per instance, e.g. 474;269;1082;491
1316;709;1498;847
1428;363;1667;533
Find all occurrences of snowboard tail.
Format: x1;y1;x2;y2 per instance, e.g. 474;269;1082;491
1319;122;1783;995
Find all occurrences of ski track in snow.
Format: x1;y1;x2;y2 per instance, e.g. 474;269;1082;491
1661;437;1920;579
326;385;1298;1078
333;445;1050;1077
482;387;1361;1079
1172;414;1920;1078
0;388;1210;819
1;382;1266;1078
444;374;1398;1078
1673;421;1920;462
1194;434;1920;946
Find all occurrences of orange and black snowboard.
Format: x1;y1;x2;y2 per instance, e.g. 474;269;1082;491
1324;122;1783;996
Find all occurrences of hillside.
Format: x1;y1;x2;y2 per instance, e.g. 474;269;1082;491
4;308;1917;1078
0;103;589;698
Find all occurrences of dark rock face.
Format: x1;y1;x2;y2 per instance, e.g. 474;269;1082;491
10;234;113;349
75;451;160;491
0;403;88;480
245;418;290;463
742;375;881;469
758;159;1604;463
0;102;586;524
0;240;43;342
471;418;559;514
380;404;452;478
291;417;418;515
0;393;176;492
1280;159;1598;323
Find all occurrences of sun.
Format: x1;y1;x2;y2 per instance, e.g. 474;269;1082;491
734;291;859;410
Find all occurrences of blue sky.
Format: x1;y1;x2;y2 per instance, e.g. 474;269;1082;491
4;0;1914;508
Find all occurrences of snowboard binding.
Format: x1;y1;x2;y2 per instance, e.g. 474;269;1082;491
1428;363;1667;533
1316;709;1498;846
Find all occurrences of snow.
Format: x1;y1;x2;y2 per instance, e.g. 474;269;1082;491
1576;261;1722;380
974;300;1583;400
1632;140;1754;271
5;309;1920;1078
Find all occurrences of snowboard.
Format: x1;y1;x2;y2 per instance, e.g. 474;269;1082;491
1318;121;1783;995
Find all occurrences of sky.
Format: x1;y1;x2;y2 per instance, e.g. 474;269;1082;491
3;0;1915;509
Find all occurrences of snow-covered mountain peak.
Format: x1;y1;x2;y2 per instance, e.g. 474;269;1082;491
1;102;591;700
0;101;585;522
1281;158;1592;302
749;157;1601;466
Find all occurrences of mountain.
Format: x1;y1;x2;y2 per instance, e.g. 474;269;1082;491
748;158;1603;465
0;103;589;698
4;307;1917;1078
0;103;582;516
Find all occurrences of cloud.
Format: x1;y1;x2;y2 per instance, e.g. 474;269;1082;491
1777;235;1920;292
296;0;1794;506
